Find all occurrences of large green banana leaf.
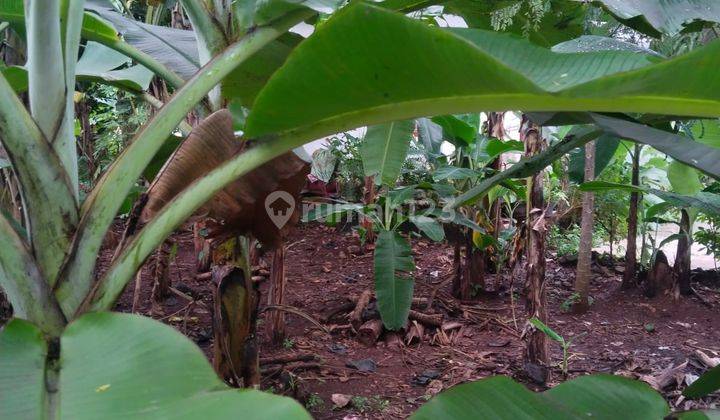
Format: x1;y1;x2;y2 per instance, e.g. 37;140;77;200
3;42;154;94
361;120;415;185
0;312;309;419
411;374;669;419
374;230;415;330
245;3;720;141
588;0;720;38
84;0;200;79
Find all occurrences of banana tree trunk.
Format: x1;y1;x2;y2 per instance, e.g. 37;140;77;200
266;244;287;345
573;141;595;314
212;239;260;388
487;112;506;242
622;144;641;289
452;234;485;301
674;209;692;296
521;116;549;377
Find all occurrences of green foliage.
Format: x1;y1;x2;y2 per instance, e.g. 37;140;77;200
0;313;310;419
374;230;415;330
684;365;720;399
529;317;586;377
548;225;581;257
361;120;415;186
305;393;324;411
412;374;670;419
282;338;295;349
694;213;720;269
326;134;365;201
3;0;720;417
80;83;150;185
350;395;390;413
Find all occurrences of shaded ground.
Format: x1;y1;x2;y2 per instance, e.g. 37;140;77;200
103;223;720;417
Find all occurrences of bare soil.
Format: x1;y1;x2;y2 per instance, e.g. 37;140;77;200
90;223;720;418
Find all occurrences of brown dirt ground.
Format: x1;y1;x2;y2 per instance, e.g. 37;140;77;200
106;222;720;419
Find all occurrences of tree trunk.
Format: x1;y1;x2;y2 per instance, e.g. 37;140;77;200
362;176;376;244
151;239;173;312
521;116;549;376
622;143;641;289
266;244;287;345
674;209;692;296
212;239;260;388
487;112;506;241
452;230;485;300
573;141;595;314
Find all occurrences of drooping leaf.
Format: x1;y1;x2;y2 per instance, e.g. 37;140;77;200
0;313;310;419
589;0;720;38
684;365;720;399
588;114;720;180
529;317;564;343
412;374;669;419
568;133;620;184
374;230;414;330
409;215;445;242
246;3;720;141
76;41;155;92
85;0;200;79
361;120;414;186
431;115;476;145
485;139;525;160
416;117;444;156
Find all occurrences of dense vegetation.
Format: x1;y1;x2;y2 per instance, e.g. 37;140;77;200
0;0;719;418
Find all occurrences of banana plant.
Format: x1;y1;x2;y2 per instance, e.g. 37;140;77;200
1;0;720;416
419;112;523;298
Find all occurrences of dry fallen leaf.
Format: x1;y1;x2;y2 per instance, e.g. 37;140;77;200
426;379;443;396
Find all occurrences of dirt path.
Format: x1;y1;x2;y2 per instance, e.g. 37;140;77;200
113;223;720;419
